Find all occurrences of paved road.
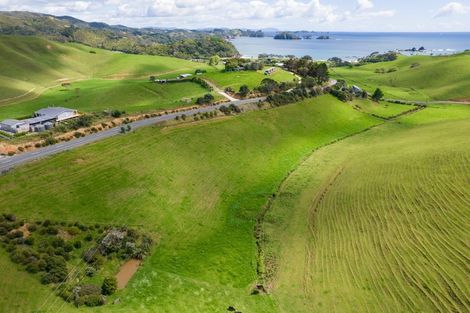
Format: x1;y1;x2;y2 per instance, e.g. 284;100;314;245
0;97;265;174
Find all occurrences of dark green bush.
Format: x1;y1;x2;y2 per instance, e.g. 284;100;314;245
101;277;117;295
7;230;23;239
27;224;37;232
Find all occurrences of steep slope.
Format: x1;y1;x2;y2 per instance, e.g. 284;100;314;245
264;104;470;313
0;35;209;102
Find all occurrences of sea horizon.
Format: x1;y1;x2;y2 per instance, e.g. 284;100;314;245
231;32;470;60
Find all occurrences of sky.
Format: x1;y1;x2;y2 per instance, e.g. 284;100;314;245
1;0;470;31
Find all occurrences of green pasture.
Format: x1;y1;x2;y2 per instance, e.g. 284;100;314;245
332;53;470;101
0;96;379;312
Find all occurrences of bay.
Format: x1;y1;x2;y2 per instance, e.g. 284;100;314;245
231;32;470;60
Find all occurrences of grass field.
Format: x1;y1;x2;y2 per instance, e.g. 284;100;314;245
202;67;297;90
0;35;211;103
350;99;415;118
263;103;470;313
0;79;215;120
0;96;380;312
332;53;470;101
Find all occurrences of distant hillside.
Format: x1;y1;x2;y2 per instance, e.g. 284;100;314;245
0;11;238;59
0;35;211;102
332;52;470;101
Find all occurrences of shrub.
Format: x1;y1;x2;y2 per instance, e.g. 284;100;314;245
66;226;80;236
44;137;58;146
25;237;34;246
85;266;96;277
238;85;250;98
46;226;58;235
27;224;37;232
41;255;68;284
51;237;65;248
4;214;16;222
41;268;68;284
7;230;23;239
101;277;117;295
83;294;105;307
196;93;215;105
85;234;93;241
73;240;82;249
111;110;123;118
372;88;384;102
82;248;104;268
64;242;74;252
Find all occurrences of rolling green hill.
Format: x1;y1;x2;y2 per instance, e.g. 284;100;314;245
0;79;217;120
332;53;470;101
263;103;470;313
0;96;380;312
202;68;297;90
0;11;238;59
0;35;211;103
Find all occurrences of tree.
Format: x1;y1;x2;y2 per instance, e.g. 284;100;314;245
149;76;156;82
258;78;279;94
203;93;215;103
239;85;250;98
209;55;220;66
101;277;117;295
372;88;384;102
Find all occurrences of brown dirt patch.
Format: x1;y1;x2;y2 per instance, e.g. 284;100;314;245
116;259;141;289
57;229;73;241
18;223;31;238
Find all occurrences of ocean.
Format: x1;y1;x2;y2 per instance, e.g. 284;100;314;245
231;32;470;60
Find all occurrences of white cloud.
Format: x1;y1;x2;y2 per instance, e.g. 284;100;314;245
357;0;373;11
435;2;470;17
0;0;404;30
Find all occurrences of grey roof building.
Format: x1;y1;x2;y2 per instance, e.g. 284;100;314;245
0;107;79;134
35;107;78;121
0;119;30;134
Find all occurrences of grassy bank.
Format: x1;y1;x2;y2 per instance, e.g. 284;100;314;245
263;103;470;313
0;79;216;120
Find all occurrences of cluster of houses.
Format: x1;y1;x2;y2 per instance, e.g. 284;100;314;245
264;67;276;75
0;107;79;134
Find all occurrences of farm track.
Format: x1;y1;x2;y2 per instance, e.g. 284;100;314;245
269;117;470;312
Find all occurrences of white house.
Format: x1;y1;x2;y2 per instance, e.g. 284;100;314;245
178;74;192;79
0;119;30;134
